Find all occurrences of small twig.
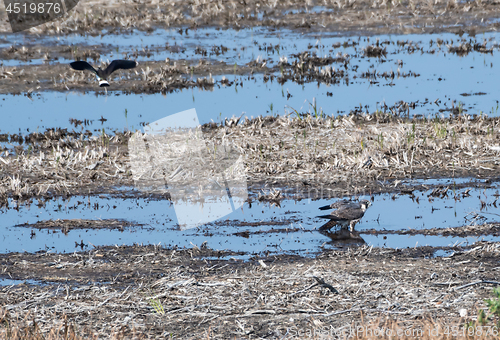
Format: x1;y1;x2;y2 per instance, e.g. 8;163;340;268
454;280;500;291
324;308;410;317
289;282;318;297
432;282;461;286
324;309;354;317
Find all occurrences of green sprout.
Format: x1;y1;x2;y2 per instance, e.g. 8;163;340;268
377;133;384;149
144;289;165;315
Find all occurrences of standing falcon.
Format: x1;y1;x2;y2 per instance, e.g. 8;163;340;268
70;60;138;87
317;199;372;231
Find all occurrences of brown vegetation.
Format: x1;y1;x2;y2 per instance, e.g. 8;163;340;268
2;113;500;203
1;0;499;36
1;243;499;338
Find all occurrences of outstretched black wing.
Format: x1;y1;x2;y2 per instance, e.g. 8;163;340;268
103;60;138;78
70;61;98;75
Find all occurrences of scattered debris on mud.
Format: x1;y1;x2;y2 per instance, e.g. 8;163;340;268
1;0;500;36
1;243;499;338
0;32;498;95
14;219;142;233
1;0;500;337
2;114;500;202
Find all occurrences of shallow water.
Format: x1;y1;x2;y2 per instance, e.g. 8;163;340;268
0;277;40;286
1;29;499;134
0;56;498;135
2;28;498;63
2;27;500;258
2;181;499;256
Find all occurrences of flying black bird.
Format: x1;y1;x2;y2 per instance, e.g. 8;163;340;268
317;199;371;231
69;60;138;87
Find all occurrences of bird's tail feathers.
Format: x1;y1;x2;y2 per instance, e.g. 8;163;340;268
319;220;338;230
318;205;332;210
99;79;110;87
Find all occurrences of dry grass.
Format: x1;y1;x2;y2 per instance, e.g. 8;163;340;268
1;114;500;202
1;314;498;339
1;243;499;338
207;113;500;185
0;310;142;339
1;0;498;35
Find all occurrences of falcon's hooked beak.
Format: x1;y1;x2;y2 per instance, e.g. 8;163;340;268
361;201;372;210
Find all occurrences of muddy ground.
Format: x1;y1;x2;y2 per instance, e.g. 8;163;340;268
2;114;500;202
0;34;497;95
1;0;500;36
0;0;499;96
1;114;500;337
1;0;500;337
1;243;500;338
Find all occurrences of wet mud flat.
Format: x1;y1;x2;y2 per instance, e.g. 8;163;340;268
2;114;500;201
0;30;498;96
1;243;499;338
1;0;500;36
1;0;500;337
2;114;500;254
1;115;500;337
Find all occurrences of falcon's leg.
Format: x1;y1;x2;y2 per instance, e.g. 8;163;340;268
349;219;360;232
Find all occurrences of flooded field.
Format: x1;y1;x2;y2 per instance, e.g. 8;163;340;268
1;1;500;338
1;29;499;140
2;181;500;256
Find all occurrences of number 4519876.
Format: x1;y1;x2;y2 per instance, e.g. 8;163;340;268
6;2;61;14
444;326;498;337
